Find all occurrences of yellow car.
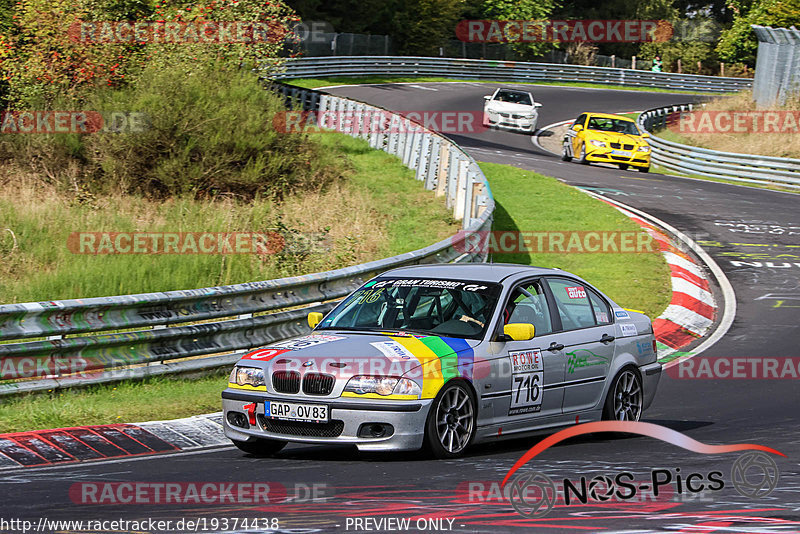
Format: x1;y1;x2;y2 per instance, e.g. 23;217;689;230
562;112;651;172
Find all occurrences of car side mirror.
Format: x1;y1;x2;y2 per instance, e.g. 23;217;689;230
484;95;492;100
503;323;536;341
641;132;650;138
307;312;323;329
573;124;583;132
534;102;543;108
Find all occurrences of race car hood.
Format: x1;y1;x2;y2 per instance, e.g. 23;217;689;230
485;101;536;113
587;131;645;145
237;332;482;382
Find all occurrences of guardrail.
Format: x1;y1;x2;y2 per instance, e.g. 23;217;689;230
0;82;495;396
277;56;753;93
638;104;800;189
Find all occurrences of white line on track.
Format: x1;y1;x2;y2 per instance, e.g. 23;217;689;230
581;191;737;368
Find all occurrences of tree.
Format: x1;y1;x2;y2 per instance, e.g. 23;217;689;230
717;0;800;65
393;0;465;56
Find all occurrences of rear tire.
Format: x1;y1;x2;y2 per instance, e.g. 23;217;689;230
424;381;476;459
232;438;287;457
578;144;589;165
638;166;650;173
603;367;643;422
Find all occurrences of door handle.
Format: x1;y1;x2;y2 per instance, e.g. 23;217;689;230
547;342;565;352
599;334;616;344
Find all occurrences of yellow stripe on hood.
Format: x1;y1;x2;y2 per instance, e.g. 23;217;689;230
390;336;443;399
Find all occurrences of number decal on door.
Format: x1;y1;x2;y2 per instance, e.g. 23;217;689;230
508;349;544;415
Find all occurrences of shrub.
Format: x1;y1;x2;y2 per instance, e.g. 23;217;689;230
0;63;346;200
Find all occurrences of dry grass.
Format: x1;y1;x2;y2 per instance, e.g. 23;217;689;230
660;91;800;159
0;134;456;303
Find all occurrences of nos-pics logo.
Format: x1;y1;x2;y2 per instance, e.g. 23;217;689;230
502;421;783;518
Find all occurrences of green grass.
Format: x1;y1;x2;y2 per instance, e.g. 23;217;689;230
0;374;228;433
0;161;672;433
286;76;718;95
0;133;458;304
479;161;671;319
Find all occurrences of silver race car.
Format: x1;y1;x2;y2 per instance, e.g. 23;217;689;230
223;264;661;458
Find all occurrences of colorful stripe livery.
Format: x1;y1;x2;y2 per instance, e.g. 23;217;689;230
389;336;475;399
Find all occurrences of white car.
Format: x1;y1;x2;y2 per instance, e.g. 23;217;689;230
483;88;542;133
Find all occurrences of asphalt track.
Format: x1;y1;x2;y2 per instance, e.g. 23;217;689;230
2;83;799;534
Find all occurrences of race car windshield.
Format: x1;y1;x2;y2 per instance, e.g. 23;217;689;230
494;91;532;106
317;278;502;339
587;117;641;135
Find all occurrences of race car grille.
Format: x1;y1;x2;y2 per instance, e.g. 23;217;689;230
302;373;335;395
272;371;300;394
610;155;632;161
258;416;344;437
610;143;635;150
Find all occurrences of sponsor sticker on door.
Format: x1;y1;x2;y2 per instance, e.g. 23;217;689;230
509;349;543;415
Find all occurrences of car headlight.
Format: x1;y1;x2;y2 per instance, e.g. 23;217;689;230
229;366;265;388
486;107;497;114
345;376;421;397
637;146;650;152
589;140;607;147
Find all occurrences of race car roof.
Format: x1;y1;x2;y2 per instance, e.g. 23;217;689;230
381;263;561;283
585;112;637;121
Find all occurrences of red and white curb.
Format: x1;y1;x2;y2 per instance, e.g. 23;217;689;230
617;207;716;357
0;413;227;470
581;191;736;368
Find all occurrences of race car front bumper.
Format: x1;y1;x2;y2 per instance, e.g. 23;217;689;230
485;112;537;132
222;389;433;451
586;148;650;167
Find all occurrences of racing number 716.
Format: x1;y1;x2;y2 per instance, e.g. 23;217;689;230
514;374;540;404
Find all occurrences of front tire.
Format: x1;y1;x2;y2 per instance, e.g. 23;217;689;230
603;367;643;421
618;164;629;170
577;143;589;165
232;438;287;457
424;381;476;459
561;142;572;161
638;166;650;173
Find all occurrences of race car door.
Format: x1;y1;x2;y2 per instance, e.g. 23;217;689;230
496;279;568;423
544;277;617;414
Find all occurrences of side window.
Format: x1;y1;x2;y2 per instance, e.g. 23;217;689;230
572;114;586;130
588;289;612;325
546;278;596;331
504;281;552;336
